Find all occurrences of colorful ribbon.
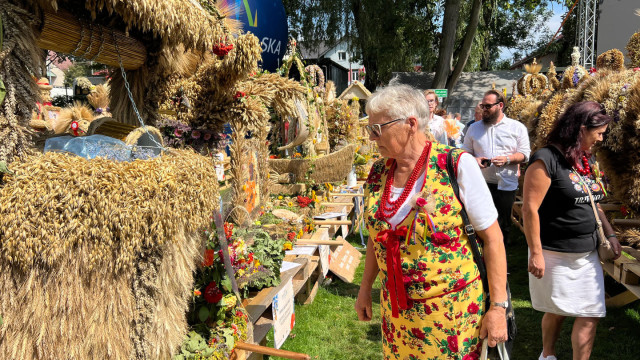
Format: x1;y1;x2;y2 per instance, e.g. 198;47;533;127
376;226;410;317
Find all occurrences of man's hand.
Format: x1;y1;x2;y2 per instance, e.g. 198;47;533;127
476;157;490;169
479;307;508;347
528;252;545;279
355;287;373;321
491;156;509;167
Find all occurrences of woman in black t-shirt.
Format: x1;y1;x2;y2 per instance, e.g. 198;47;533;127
522;101;621;360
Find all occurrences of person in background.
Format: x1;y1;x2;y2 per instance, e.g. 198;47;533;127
424;90;447;144
522;101;621;360
463;102;482;138
356;84;508;359
463;90;531;245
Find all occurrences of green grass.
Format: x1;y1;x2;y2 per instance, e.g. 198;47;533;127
264;226;640;359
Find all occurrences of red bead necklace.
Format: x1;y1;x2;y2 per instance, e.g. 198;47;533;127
378;143;432;220
574;155;591;176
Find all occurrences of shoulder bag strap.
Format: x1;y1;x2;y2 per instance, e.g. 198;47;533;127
575;171;602;229
445;150;489;292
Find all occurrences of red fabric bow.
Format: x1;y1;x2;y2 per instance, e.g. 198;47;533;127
376;226;410;317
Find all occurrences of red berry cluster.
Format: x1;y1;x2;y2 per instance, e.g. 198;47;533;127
212;42;234;57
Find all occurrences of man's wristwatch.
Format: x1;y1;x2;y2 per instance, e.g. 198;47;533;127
491;300;509;309
505;156;511;165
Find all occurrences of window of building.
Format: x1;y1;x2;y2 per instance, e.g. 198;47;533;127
338;51;346;60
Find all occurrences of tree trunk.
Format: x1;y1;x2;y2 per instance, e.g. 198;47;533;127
431;0;462;89
350;0;377;92
445;0;483;94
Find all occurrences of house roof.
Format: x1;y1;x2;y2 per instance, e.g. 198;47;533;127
299;41;333;60
338;81;372;100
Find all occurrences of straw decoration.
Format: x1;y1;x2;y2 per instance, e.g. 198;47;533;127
0;1;43;164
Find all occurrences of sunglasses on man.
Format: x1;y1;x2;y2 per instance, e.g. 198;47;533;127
479;102;501;110
365;118;405;137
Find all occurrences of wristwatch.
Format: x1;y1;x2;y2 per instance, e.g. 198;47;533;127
491;300;509;309
505;156;511;165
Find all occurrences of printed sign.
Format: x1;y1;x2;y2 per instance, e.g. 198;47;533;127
272;278;295;349
433;89;448;98
329;241;362;283
224;0;289;72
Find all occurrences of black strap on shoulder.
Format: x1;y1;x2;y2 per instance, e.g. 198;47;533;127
445;150;489;293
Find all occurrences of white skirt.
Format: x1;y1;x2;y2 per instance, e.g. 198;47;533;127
529;249;606;317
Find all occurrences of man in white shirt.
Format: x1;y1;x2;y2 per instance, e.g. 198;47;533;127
423;90;447;144
463;90;531;244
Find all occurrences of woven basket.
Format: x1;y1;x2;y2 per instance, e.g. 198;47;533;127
268;144;355;183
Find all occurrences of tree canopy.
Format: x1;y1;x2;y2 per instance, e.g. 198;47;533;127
282;0;570;92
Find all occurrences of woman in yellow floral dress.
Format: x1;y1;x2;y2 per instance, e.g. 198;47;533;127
355;85;508;360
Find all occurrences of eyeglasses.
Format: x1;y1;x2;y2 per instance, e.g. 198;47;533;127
479;102;501;110
427;99;437;104
365;118;405;137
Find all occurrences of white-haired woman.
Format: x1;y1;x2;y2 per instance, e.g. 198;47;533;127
355;85;508;359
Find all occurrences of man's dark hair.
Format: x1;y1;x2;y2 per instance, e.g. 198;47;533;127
484;89;505;106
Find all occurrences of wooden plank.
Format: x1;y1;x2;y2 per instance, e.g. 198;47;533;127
329;192;364;198
320;202;354;207
605;290;639;307
622;246;640;261
296;239;345;246
249;315;274;357
600;203;623;211
243;260;307;322
612;219;640;226
313;220;352;226
235;342;310;360
601;260;640;306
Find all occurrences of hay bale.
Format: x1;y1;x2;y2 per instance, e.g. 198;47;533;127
0;149;219;359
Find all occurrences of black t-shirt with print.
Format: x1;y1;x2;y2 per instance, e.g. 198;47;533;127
529;146;604;253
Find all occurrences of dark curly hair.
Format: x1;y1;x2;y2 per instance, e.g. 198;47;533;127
547;101;612;165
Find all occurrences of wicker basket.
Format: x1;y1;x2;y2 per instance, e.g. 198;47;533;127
268;144;355;183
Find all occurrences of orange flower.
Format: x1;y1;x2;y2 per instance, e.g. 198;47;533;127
194;289;201;296
202;249;215;267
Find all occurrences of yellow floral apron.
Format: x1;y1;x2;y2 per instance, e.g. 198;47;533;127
364;143;486;360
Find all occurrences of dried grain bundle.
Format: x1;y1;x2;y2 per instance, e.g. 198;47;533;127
325;80;337;104
548;62;560;91
38;0;228;52
0;230;203;360
0;149;219;273
505;95;532;121
532;92;565;151
229;120;249;224
596;49;625;71
51;101;94;134
617;228;640;248
561;65;590;90
124;125;164;146
0;1;44;163
87;83;111;112
627;31;640;68
520;99;544;129
239;73;306;119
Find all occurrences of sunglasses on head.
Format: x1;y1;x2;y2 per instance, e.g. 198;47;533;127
479;102;501;110
365;118;405;137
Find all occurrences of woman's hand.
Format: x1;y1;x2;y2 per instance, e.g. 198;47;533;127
355;287;373;321
480;307;508;347
528;252;545;279
609;236;622;260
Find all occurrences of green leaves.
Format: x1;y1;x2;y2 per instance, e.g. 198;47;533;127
197;306;210;322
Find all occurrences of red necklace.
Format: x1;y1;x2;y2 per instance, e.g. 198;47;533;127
574;155;591;176
378;143;432;220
